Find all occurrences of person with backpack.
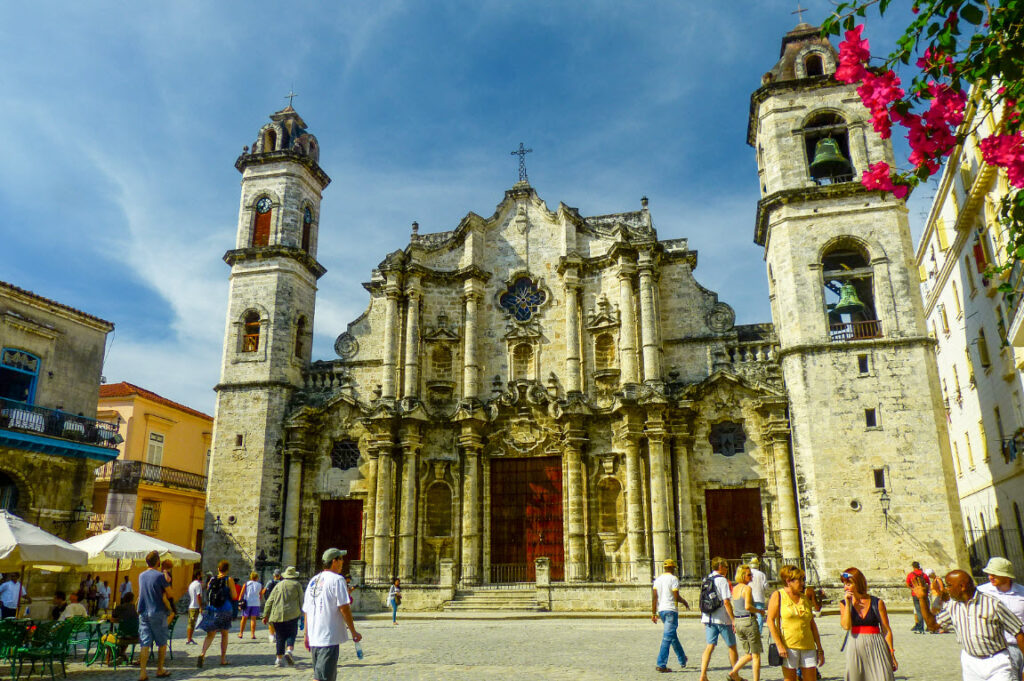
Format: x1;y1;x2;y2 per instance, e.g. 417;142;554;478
838;567;896;681
197;560;236;668
698;557;739;681
651;558;690;673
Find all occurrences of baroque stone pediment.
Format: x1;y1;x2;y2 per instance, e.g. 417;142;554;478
586;294;620;331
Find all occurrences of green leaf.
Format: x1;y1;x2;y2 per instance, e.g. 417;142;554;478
961;4;983;24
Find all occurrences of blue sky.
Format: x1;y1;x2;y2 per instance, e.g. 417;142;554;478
0;1;929;415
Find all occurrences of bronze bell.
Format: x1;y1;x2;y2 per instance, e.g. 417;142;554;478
809;137;853;180
833;282;866;315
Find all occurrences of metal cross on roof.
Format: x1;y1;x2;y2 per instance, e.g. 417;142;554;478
511;142;533;184
285;88;298;107
792;2;807;23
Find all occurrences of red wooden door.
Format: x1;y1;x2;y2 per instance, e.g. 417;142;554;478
317;500;362;573
490;457;564;581
704;488;765;559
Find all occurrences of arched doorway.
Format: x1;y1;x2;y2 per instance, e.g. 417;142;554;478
0;472;20;513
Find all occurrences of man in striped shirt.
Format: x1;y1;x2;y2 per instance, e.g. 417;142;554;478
914;570;1024;681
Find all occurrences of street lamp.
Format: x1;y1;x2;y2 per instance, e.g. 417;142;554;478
879;490;891;528
55;501;90;529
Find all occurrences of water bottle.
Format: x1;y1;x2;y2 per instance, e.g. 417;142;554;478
354;640;364;660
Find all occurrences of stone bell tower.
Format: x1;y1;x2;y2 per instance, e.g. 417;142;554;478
204;105;330;572
748;23;967;582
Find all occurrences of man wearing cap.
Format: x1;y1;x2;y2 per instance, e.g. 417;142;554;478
749;557;769;633
979;558;1024;680
303;548;361;681
652;558;690;673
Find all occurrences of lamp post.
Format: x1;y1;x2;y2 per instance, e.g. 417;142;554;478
879;490;891;529
55;501;90;540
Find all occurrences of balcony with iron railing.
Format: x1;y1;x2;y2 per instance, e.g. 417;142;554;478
0;396;121;461
829;319;883;342
94;459;207;493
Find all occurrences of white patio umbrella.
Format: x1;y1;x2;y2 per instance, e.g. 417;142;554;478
0;510;89;614
68;526;201;605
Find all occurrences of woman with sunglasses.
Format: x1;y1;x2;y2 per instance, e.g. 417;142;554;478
839;567;896;681
767;565;824;681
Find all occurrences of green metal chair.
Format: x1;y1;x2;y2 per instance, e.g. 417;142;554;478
9;618;76;681
166;613;179;660
87;617;138;671
61;617;91;660
0;621;30;662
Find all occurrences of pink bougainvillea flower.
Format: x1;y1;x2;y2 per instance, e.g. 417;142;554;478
836;24;871;83
981;133;1024;188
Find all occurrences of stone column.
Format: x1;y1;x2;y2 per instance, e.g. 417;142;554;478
771;431;802;563
280;448;306;567
372;445;395;581
363;454;377;567
647;419;674;570
397;437;420;581
402;278;421;399
381;277;401;399
564;432;586;581
460;434;482;584
462;281;482;399
563;271;582;393
617;260;639;384
637;253;662;382
622;433;647;577
672;434;697;574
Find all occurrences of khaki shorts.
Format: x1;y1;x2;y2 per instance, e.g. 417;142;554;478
188;608;201;628
734;616;763;655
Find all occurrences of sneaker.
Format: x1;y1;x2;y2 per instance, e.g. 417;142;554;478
268;634;276;643
284;652;294;666
196;656;204;669
655;666;672;673
274;659;284;668
186;640;197;645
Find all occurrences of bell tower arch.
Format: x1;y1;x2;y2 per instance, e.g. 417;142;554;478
749;22;967;581
204;104;331;573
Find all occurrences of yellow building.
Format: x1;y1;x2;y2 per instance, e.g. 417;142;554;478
91;382;211;593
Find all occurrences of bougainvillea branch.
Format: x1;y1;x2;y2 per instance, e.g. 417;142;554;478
822;1;1024;271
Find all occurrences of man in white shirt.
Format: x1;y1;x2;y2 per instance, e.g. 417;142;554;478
303;548;362;681
0;574;28;618
58;593;88;620
651;558;690;673
186;571;203;645
699;557;738;681
749;557;769;633
978;557;1024;681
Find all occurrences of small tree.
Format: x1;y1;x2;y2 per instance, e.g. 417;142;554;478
822;1;1023;270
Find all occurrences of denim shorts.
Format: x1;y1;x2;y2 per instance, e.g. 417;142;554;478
704;622;737;646
139;612;169;648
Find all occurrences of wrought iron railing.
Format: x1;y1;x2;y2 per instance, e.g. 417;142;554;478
95;459;206;492
490;563;531;584
0;397;120;449
829;319;883;342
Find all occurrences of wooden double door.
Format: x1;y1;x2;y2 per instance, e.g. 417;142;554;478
704;488;766;559
490;456;564;581
317;500;362;574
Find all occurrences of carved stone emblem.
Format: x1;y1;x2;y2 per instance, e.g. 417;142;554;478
709;421;746;457
706;302;736;333
334;332;358;359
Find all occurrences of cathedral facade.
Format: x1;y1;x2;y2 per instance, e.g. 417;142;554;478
204;24;968;606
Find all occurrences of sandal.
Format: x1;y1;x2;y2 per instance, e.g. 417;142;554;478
156;673;172;678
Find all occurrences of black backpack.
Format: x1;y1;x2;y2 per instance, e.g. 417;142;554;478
699;574;724;615
207;576;229;608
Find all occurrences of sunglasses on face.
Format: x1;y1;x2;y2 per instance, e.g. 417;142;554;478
841;572;853;580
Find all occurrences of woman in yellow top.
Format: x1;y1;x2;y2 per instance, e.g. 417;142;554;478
767;565;825;680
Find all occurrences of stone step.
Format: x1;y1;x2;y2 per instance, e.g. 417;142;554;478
442;587;543;612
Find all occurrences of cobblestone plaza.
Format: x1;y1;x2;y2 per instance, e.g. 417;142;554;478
60;613;961;680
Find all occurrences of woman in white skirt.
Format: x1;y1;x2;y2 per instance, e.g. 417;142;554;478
839;567;896;681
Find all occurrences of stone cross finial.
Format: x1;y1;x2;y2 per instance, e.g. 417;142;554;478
792;2;807;23
285;88;298;107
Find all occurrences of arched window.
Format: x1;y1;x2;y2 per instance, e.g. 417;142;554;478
512;343;533;381
252;197;272;247
295;317;307;359
597;478;622;534
0;472;19;512
242;311;261;352
594;333;616;370
425;483;453;537
804;112;854;185
805;54;824;76
822;241;879;341
301;207;313;253
0;348;40;404
263;129;277;152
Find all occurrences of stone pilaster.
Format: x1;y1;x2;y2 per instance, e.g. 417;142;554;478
397;429;421;581
564;425;587;581
370;431;396;581
769;427;801;563
462;280;482;399
617;258;639;385
381;275;402;400
460;430;483;584
646;411;674;570
671;424;698;574
402;277;421;399
637;251;662;382
615;419;646;578
562;269;582;393
280;445;308;567
362;454;377;567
